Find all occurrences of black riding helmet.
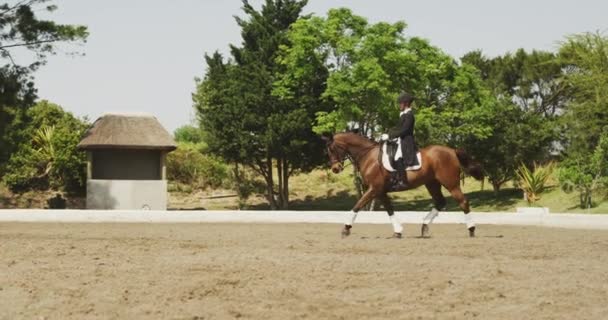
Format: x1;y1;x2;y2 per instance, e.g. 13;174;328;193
397;92;415;104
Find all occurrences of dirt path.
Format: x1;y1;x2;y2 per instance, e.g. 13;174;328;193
1;223;608;319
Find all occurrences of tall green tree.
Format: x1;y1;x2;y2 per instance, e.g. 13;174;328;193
461;49;563;191
558;32;608;157
555;32;608;207
0;0;88;173
194;0;327;209
276;8;494;199
277;9;494;143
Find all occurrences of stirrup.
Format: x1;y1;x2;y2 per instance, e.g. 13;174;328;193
390;181;408;192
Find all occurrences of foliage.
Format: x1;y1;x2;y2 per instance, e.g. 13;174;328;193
174;125;203;143
463;99;557;192
553;32;608;208
0;64;37;171
0;0;88;173
276;9;494;145
516;162;555;204
0;0;88;67
461;49;564;191
2;101;88;193
194;0;325;209
558;128;608;208
173;125;207;153
166;142;230;190
558;32;608;157
275;8;496;199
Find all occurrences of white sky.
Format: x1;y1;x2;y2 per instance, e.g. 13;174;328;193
23;0;608;132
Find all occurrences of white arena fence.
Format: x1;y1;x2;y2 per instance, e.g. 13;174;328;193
1;209;608;230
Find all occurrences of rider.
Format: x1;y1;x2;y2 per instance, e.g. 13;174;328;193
381;92;419;189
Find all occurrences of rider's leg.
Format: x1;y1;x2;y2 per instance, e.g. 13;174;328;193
394;158;408;188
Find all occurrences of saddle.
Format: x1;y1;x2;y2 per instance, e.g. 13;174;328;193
379;140;400;171
379;140;422;172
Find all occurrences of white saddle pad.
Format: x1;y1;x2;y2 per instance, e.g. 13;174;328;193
381;143;422;172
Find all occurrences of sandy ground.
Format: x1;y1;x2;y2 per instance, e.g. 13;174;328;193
1;223;608;320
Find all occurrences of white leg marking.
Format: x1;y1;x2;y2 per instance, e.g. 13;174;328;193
464;213;475;229
390;214;403;233
345;210;358;226
423;207;439;225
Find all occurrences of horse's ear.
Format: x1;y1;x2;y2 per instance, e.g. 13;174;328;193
320;133;333;143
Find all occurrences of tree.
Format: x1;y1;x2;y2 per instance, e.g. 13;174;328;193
461;49;563;191
276;8;494;199
558;32;608;157
194;0;327;209
558;127;608;208
0;0;88;66
0;0;88;174
555;32;608;208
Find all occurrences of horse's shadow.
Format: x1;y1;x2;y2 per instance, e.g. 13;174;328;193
249;187;521;212
393;188;521;211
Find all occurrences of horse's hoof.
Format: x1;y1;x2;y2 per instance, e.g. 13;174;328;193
468;226;476;238
421;224;430;238
393;232;402;239
341;225;352;238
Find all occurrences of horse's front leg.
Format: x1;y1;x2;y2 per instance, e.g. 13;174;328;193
342;188;378;238
378;194;403;238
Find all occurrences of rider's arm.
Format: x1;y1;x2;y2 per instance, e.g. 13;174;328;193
388;113;413;139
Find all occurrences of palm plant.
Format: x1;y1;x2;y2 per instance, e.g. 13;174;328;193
516;162;555;205
33;125;56;177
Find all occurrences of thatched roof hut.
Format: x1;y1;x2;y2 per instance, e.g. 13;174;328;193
78;113;176;151
78;113;176;210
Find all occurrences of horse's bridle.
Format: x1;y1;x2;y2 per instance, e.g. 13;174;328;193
328;141;376;170
327;143;349;168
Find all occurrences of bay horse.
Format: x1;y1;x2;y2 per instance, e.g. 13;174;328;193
322;132;484;238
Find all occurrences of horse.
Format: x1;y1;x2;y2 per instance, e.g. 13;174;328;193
322;132;484;239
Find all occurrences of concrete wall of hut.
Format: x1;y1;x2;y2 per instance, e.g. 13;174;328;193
85;149;169;210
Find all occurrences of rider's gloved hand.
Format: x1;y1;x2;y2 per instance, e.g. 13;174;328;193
381;133;389;141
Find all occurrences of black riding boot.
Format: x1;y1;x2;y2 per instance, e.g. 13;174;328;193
391;159;408;191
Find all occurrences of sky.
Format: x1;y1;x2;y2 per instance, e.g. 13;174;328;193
23;0;608;132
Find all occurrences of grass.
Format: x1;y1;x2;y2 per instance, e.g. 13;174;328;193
278;168;524;212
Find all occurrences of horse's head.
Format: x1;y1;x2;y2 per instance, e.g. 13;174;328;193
322;134;347;174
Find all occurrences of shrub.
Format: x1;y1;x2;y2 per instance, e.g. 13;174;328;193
2;101;88;193
166;144;230;189
516;162;555;205
173;125;207;153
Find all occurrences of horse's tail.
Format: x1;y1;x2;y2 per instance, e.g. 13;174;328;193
455;149;484;181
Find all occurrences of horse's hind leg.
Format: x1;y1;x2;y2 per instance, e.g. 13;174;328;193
448;186;476;237
422;180;446;237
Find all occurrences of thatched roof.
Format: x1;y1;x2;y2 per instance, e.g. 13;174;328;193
78;113;177;151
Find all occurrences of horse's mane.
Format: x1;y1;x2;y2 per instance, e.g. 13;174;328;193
334;132;378;147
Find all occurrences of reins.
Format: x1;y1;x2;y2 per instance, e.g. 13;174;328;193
332;140;378;171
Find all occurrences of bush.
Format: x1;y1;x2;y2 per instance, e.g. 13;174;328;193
174;125;203;143
2;101;88;193
166;144;230;189
173;125;207;153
